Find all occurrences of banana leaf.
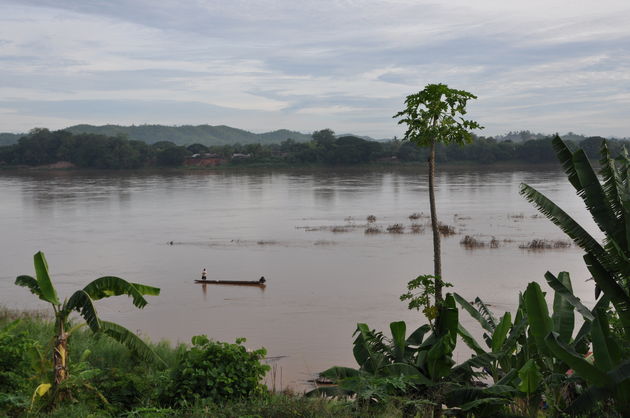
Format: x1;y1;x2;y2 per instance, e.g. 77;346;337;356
14;275;42;299
591;308;622;372
520;184;609;267
571;149;623;246
548;272;576;343
353;323;386;373
320;366;361;381
491;312;512;353
453;293;494;333
33;252;60;305
426;334;456;381
517;359;541;395
584;253;630;335
599;140;624;219
544;271;593;321
406;324;431;346
64;290;101;333
380;364;432;385
607;359;630;384
524;282;553;357
552;135;582;190
457;323;486;356
99;321;166;366
389;321;406;363
496;368;518;386
544;332;610;387
82;276;159;309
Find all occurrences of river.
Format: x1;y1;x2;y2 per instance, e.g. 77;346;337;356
0;166;599;390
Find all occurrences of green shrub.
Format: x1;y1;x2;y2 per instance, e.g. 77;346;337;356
0;320;36;393
165;335;270;405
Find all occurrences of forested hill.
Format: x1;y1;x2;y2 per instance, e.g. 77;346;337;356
63;124;312;145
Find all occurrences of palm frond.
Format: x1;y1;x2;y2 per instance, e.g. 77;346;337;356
99;320;166;366
65;290;100;333
15;275;43;299
82;276;159;309
520;184;609;265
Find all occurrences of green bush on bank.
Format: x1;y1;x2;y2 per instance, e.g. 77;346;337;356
163;335;270;406
0;311;277;416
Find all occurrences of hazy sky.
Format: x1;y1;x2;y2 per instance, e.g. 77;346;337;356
1;0;629;137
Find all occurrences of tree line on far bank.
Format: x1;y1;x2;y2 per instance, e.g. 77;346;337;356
0;127;626;169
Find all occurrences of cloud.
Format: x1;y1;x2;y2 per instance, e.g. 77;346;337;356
0;0;629;137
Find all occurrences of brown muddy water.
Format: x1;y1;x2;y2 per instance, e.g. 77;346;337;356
0;166;600;390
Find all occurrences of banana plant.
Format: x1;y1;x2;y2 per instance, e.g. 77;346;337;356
520;136;630;333
454;294;528;384
456;272;601;416
14;251;162;396
526;278;630;415
310;293;465;401
520;136;630;414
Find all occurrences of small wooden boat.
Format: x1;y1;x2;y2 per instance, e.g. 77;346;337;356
195;277;266;286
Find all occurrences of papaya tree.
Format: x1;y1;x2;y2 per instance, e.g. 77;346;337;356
15;251;162;391
394;84;482;305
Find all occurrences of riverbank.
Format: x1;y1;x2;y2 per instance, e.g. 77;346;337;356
0;306;404;417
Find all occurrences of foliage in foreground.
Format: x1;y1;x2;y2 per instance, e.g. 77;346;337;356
0;311;280;417
310;136;630;417
14;250;161;405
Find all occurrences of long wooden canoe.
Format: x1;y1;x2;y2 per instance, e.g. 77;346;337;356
194;279;266;286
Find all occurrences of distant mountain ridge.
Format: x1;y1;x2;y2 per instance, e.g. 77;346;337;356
62;124;313;146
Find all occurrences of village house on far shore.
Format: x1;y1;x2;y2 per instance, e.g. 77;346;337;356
184;152;252;167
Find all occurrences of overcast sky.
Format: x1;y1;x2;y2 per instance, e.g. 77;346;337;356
1;0;629;138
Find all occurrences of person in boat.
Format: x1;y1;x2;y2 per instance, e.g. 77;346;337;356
259;276;266;284
201;268;207;281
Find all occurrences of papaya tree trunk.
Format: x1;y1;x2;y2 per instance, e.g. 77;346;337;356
428;139;443;305
53;317;68;386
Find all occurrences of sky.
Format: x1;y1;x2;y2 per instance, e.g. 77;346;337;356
0;0;629;138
